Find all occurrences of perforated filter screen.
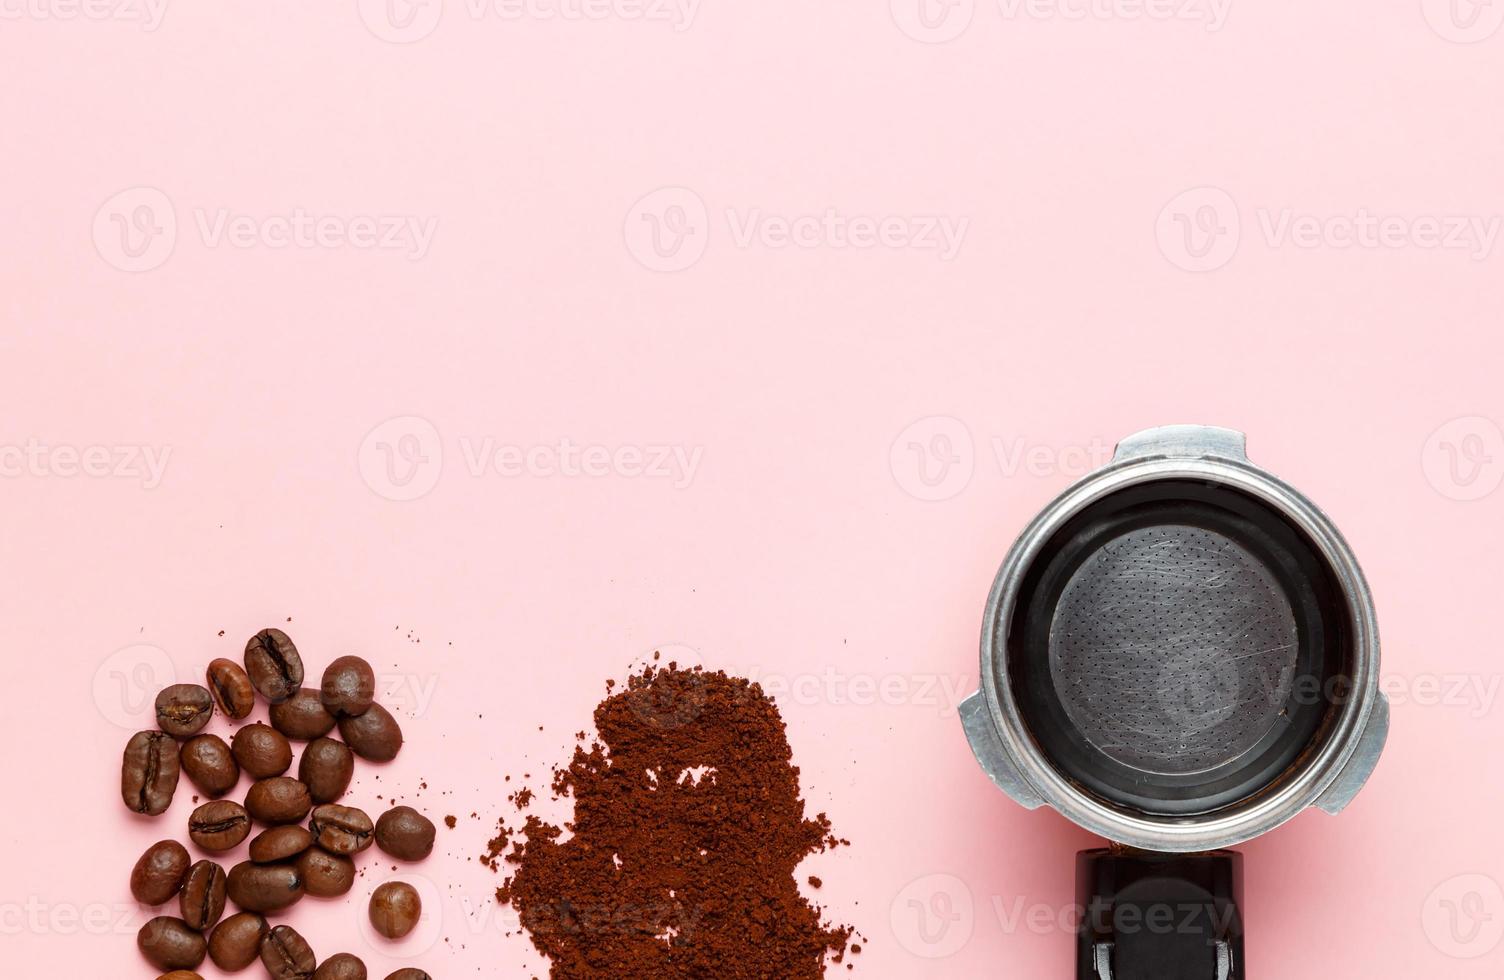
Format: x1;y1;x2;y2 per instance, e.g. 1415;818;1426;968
1047;525;1300;776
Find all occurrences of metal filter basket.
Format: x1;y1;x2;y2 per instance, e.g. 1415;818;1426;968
960;425;1389;979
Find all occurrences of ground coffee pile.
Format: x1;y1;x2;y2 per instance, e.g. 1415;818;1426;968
490;663;855;978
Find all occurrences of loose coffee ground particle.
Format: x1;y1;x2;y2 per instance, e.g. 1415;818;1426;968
489;663;856;978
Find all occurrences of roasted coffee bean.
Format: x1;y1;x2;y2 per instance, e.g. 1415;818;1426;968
296;846;356;897
337;702;403;762
313;952;368;980
245;777;312;825
368;881;421;939
383;972;431;980
299;737;354;803
374;806;435;861
158;972;205;980
179;733;239;798
188;800;251;852
231;722;292;778
320;656;375;718
123;730;180;815
206;657;255;719
244;627;304;704
250;825;313;863
226;860;304;913
155;684;214;737
179;860;227;931
309;804;374;855
270;688;337;740
131;840;191;906
261;923;318;980
138;916;207;971
207;912;268;971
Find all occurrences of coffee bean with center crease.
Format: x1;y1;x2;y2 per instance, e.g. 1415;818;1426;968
231;722;292;778
384;971;431;980
270;688;337;740
123;730;180;815
246;776;312;825
250;825;313;863
374;806;435;861
337;702;403;762
226;860;304;913
189;800;251;851
313;952;367;980
180;733;239;798
244;627;304;704
207;657;255;720
158;972;205;980
368;881;421;939
296;847;356;897
299;737;354;803
261;923;319;980
320;656;376;718
138;916;207;971
309;804;374;855
208;912;268;971
131;840;191;906
155;684;214;737
180;860;227;931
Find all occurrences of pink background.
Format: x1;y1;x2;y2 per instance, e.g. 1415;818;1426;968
3;1;1504;976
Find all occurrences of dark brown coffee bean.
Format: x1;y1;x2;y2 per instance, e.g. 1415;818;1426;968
207;911;268;970
137;915;207;971
299;737;354;803
188;800;251;851
179;733;239;798
270;688;337;740
231;722;292;778
368;881;421;939
250;825;313;863
296;847;356;898
313;952;367;980
206;658;255;719
179;860;227;931
131;840;191;906
337;702;403;762
261;923;318;980
226;860;304;913
383;972;430;980
374;806;435;861
155;684;213;737
123;730;180;815
245;777;312;825
244;627;304;704
320;656;376;718
309;804;374;855
157;972;205;980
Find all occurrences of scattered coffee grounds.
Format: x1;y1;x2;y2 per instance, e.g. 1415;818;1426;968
490;663;855;979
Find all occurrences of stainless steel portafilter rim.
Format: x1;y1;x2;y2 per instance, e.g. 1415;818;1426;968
960;425;1389;853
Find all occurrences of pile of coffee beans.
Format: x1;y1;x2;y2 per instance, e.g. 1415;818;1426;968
122;627;437;980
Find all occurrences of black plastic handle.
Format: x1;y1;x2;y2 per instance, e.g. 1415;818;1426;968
1076;849;1244;980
